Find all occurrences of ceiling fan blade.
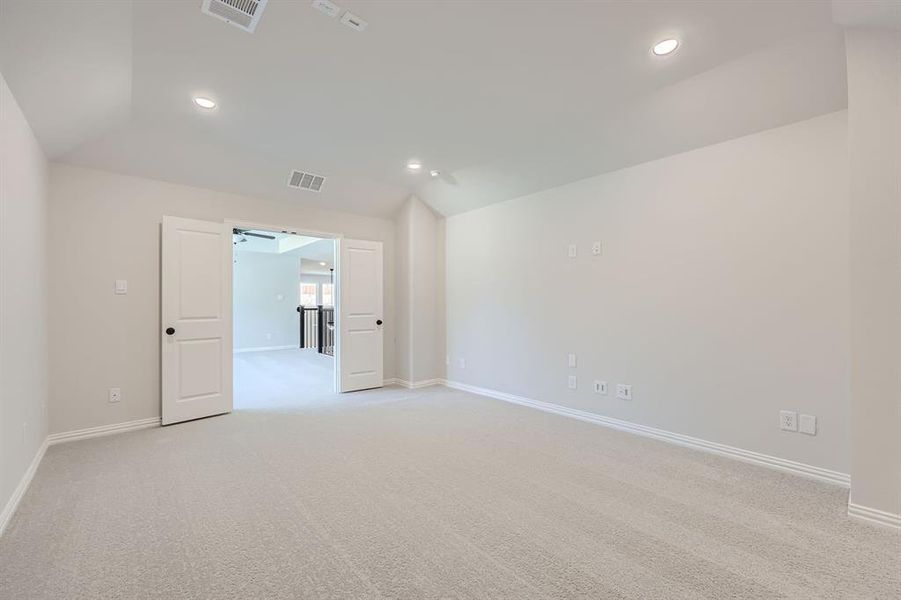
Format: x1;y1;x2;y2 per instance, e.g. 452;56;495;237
232;228;276;240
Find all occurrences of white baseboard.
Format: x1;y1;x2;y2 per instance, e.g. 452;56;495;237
1;416;162;537
234;345;296;354
386;378;443;390
0;439;48;537
47;417;161;445
848;503;901;531
442;379;851;488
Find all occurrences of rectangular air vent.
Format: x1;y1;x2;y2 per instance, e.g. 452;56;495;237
202;0;268;33
340;11;368;32
288;170;326;193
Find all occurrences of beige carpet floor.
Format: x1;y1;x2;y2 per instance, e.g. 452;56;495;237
1;380;898;598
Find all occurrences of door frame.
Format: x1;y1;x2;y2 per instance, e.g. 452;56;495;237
226;218;342;393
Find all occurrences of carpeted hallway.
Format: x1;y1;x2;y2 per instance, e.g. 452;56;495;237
1;385;898;599
235;348;335;410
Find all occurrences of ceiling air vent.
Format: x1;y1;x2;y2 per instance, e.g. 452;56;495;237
202;0;268;33
288;170;326;193
340;11;368;32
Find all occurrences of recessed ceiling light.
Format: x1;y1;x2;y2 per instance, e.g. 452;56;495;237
430;170;440;177
193;97;216;109
652;39;679;56
407;160;422;171
319;261;327;266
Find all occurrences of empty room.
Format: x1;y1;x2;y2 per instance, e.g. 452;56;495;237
1;1;899;598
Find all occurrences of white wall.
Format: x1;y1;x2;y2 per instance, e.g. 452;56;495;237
0;72;49;522
233;251;301;351
846;29;901;519
445;111;850;474
394;195;445;384
48;164;395;434
394;199;412;382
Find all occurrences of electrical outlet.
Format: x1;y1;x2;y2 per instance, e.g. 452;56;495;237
593;380;607;394
779;410;797;432
109;387;122;403
458;358;466;369
568;353;577;368
568;375;577;390
799;414;817;435
616;384;632;400
592;241;602;256
567;243;577;258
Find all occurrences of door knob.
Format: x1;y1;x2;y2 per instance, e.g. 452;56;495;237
376;319;383;325
165;327;175;335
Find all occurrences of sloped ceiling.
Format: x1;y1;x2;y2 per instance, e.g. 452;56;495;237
0;0;848;218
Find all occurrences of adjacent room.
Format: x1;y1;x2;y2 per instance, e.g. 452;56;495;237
233;228;337;409
1;1;899;598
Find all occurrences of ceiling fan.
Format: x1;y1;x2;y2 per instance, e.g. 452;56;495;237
233;228;276;244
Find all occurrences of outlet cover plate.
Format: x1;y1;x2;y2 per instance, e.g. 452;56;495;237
779;410;797;431
568;375;577;390
616;384;632;400
593;380;607;394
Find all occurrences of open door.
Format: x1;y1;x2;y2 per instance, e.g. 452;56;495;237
161;216;233;425
338;238;383;392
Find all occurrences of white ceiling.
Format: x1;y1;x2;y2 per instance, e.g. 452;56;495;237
1;0;849;218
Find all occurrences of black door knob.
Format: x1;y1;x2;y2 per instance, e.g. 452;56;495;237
296;306;301;312
165;327;175;335
376;320;383;325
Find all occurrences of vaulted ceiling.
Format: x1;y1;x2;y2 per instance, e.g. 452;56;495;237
1;0;849;218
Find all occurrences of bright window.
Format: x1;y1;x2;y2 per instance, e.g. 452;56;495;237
299;283;318;306
321;283;334;307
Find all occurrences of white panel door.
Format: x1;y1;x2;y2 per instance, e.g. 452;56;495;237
338;239;383;392
161;216;232;425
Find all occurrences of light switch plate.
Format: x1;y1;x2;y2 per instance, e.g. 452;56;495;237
114;279;127;295
567;243;577;258
568;353;577;368
592;241;602;256
616;384;632;400
799;414;817;435
109;387;121;403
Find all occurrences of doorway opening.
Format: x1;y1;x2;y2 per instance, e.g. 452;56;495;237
232;227;337;409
